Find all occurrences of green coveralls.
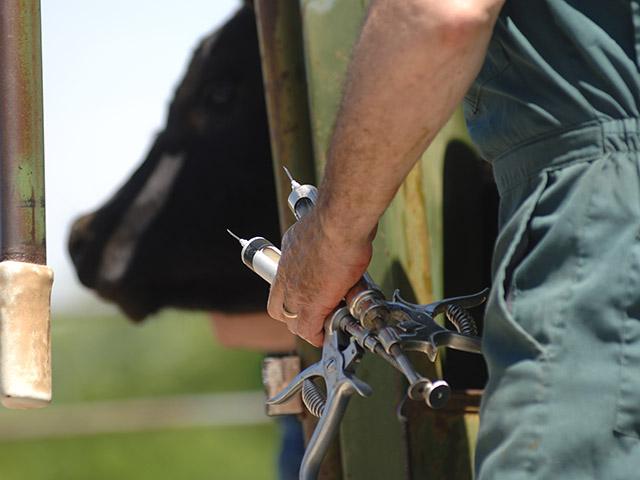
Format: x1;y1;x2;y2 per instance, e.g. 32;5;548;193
463;1;640;478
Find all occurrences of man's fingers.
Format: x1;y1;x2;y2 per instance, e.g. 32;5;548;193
295;308;325;348
284;315;299;337
269;280;324;347
267;227;298;323
301;330;323;348
268;271;302;329
293;319;323;347
266;217;346;348
267;279;286;323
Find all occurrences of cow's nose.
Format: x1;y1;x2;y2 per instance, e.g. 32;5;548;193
67;213;96;269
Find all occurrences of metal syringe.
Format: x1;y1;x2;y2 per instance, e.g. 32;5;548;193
227;230;280;285
229;169;450;409
225;167;316;284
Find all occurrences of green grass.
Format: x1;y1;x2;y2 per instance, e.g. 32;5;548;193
0;310;279;479
51;310;265;403
0;425;277;480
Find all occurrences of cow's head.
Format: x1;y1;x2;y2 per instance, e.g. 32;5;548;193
68;6;280;321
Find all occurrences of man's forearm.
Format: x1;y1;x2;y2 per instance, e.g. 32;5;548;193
316;0;504;245
267;0;505;344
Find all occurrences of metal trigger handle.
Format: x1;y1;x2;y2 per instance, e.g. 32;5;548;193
267;311;372;480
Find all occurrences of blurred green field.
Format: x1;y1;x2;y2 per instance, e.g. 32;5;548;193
51;310;264;402
0;310;280;480
0;425;277;480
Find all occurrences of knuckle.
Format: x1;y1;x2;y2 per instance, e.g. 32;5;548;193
297;314;323;345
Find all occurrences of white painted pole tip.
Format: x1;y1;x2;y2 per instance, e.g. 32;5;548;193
0;261;53;409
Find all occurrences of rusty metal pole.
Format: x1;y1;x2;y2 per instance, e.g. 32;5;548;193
254;2;343;479
0;0;52;409
254;0;316;234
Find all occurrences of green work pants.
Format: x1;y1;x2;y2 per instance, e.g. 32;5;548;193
476;119;640;479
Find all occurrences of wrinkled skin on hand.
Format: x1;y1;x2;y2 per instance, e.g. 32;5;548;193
267;210;374;346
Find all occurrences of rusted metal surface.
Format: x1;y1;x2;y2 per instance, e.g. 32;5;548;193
403;391;481;479
254;2;342;478
254;0;316;234
0;0;46;265
0;0;51;410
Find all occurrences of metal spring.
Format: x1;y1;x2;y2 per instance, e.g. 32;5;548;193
445;304;478;337
302;379;326;418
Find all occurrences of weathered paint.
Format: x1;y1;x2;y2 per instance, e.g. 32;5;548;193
299;0;369;177
403;391;481;479
0;0;51;411
300;0;481;478
0;0;46;264
254;0;316;234
254;2;343;479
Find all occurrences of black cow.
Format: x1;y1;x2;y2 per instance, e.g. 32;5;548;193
69;8;303;477
68;5;282;324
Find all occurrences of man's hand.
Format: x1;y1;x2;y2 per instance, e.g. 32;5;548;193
267;209;374;346
266;0;504;345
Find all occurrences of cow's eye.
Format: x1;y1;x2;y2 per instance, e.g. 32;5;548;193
205;81;236;107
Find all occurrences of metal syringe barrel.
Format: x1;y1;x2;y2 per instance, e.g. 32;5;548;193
287;183;318;220
284;172;452;408
241;237;281;285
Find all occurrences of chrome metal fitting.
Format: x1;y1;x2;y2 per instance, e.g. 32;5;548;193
329;307;352;334
337;311;380;353
377;327;401;354
407;377;450;409
348;289;387;329
287;184;318;217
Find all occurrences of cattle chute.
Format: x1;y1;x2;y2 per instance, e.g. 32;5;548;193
254;1;498;478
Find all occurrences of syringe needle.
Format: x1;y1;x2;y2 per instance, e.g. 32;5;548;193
226;229;248;247
282;166;301;189
282;166;294;182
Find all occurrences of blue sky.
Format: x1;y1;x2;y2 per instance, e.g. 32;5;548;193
42;0;239;312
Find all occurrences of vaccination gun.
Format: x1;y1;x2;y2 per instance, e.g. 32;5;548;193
229;169;487;480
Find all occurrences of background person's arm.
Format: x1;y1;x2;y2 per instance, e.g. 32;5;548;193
268;0;505;346
210;311;296;352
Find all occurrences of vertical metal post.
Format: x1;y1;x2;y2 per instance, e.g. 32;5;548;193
254;0;316;234
0;0;52;409
0;0;46;263
254;2;343;479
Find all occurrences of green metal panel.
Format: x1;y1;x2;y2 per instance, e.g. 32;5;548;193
300;1;479;478
299;0;368;176
300;4;407;478
402;392;481;479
